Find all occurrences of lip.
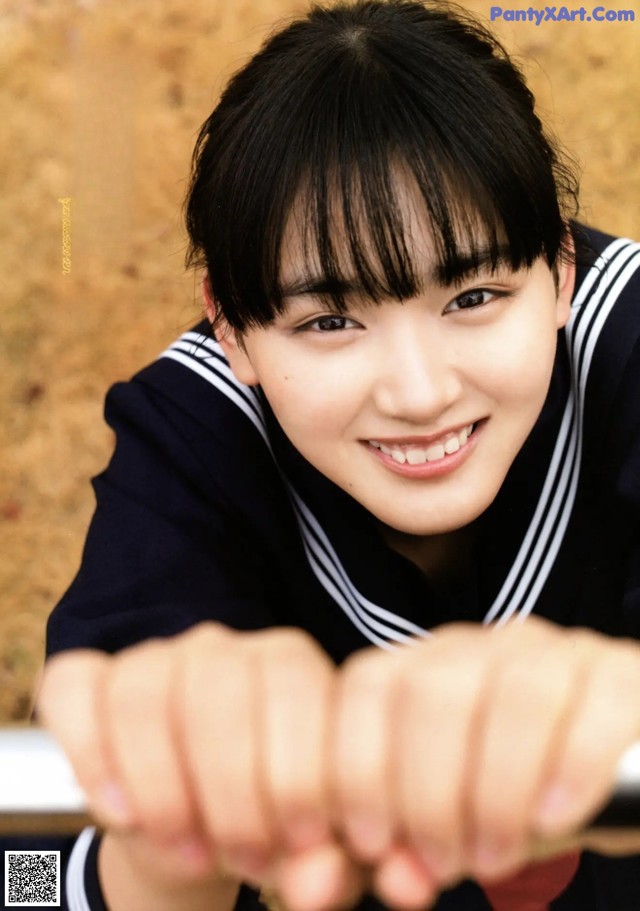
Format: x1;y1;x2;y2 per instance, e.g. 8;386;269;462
369;420;476;448
363;419;485;479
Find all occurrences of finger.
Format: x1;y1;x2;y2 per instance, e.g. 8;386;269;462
580;830;640;856
394;630;490;885
101;638;204;852
252;629;336;853
331;647;397;862
532;635;640;839
275;842;366;911
180;624;273;879
468;620;588;879
372;844;439;911
35;650;134;829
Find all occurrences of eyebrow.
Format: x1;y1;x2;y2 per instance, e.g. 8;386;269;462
281;276;364;299
435;245;513;285
280;245;513;299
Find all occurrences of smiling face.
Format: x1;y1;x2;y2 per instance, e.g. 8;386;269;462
211;182;574;538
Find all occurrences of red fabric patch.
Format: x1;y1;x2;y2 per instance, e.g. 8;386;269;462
480;850;581;911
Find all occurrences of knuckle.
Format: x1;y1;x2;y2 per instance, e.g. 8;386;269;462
36;650;107;719
182;621;236;653
108;645;172;716
35;652;112;794
259;626;326;658
603;641;640;686
518;614;554;635
432;620;482;638
400;659;454;707
562;625;600;659
428;622;490;656
246;629;335;684
493;662;549;715
107;666;150;721
341;647;387;685
35;656;72;713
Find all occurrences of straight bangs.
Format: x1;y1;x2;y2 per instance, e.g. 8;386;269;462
185;0;578;333
271;131;524;319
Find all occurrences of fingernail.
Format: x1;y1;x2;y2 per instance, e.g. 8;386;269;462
99;780;134;826
534;783;572;834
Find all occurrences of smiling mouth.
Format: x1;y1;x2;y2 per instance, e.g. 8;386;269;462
367;422;479;466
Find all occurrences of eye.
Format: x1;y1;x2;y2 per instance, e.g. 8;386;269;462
299;314;360;332
445;288;499;313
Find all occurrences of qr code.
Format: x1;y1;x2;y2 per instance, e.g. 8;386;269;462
4;851;60;907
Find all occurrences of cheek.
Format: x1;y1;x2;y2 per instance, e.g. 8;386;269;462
470;308;558;405
261;368;360;441
256;342;372;437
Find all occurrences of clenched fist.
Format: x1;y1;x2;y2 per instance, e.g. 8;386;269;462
36;623;363;911
332;617;640;906
36;617;640;911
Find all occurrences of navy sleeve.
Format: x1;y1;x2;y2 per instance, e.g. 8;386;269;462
47;375;279;657
41;375;282;911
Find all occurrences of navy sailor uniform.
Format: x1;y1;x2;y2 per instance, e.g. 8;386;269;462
5;223;640;911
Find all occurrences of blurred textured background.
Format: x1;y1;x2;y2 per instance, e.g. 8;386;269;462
0;0;638;723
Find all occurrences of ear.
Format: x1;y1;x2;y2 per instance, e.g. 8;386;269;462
201;274;260;386
554;232;576;330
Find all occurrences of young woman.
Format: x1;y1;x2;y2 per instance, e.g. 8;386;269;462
32;1;640;910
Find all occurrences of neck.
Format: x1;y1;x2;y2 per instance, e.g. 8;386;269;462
377;521;477;588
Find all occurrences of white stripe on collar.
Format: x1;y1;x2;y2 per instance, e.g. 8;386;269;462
484;238;640;626
66;826;96;911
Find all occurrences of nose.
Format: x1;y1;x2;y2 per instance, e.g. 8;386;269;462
373;320;462;423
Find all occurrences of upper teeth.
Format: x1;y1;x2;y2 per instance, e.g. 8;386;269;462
369;424;474;465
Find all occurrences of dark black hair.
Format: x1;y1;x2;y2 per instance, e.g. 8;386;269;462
184;0;580;333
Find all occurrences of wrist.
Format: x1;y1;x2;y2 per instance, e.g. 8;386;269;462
98;829;240;911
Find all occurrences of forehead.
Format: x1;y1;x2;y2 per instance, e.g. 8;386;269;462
278;166;499;291
280;170;435;281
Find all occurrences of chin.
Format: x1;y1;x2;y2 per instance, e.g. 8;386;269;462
372;491;494;537
373;510;478;538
